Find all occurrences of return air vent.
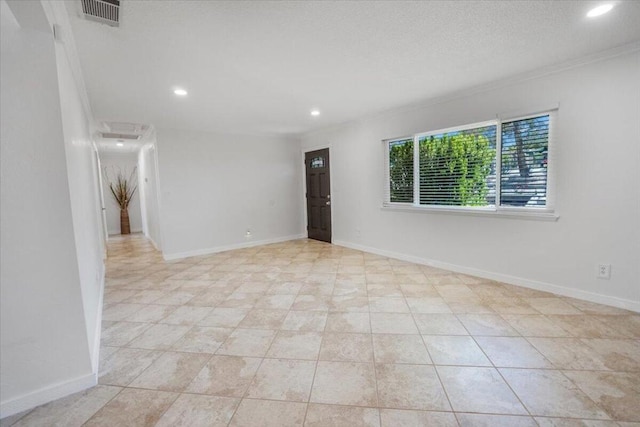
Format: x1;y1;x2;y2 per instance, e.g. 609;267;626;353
80;0;120;27
101;132;140;140
99;122;150;141
105;122;148;134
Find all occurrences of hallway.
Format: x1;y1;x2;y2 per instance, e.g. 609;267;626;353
4;235;640;426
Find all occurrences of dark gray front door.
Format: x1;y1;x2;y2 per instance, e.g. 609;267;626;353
305;148;331;243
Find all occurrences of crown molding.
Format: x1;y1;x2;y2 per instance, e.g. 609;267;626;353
303;41;640;138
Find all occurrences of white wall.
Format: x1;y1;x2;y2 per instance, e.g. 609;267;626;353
139;141;163;249
0;0;94;417
55;21;105;372
99;151;143;235
300;50;640;311
156;128;303;259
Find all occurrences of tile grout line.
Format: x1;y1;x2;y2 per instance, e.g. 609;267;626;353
450;309;536;415
300;274;332;427
365;271;384;427
405;293;459;424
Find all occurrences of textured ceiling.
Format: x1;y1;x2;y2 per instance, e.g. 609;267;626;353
67;1;640;136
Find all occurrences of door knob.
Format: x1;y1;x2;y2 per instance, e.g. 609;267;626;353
326;201;331;206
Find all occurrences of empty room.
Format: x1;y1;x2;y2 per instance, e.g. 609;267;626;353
1;0;639;426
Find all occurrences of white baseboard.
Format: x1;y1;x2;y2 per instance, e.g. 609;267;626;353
163;234;307;261
0;372;97;419
141;230;161;251
334;240;639;313
148;236;161;251
1;266;105;419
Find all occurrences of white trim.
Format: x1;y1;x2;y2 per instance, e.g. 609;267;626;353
414;119;497;139
148;236;161;251
136;136;163;252
412;135;419;205
138;148;149;239
41;1;96;131
545;110;558;212
334;240;639;313
90;271;105;373
0;372;97;418
382;135;414;144
495;115;502;206
497;103;559;122
151;133;165;252
380;204;559;221
301;145;334;241
162;234;306;261
383;140;390;204
92;143;108;258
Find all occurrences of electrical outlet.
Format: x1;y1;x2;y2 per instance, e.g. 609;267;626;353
597;264;611;279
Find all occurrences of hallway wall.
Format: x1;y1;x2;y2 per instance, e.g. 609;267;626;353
55;17;105;373
0;0;94;416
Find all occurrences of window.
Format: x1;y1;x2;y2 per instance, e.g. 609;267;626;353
419;123;497;207
384;111;554;215
388;138;413;203
500;115;550;207
310;156;325;168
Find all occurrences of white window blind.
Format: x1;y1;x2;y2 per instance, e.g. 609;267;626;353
418;124;497;207
500;114;550;207
387;138;414;203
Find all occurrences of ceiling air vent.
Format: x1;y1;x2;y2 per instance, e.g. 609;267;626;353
80;0;120;27
98;122;150;141
101;132;140;140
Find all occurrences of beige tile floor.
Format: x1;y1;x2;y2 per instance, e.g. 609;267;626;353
3;235;640;427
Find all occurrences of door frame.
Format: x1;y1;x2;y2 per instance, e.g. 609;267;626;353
93;143;109;256
138;137;164;252
301;144;334;242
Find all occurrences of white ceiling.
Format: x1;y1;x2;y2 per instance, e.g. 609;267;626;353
67;0;640;136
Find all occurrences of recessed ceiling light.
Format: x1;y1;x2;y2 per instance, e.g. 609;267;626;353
310;109;320;117
116;142;124;147
587;4;613;17
174;88;188;96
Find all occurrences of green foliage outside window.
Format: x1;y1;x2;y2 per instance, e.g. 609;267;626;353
388;128;495;206
388;139;414;203
419;131;495;206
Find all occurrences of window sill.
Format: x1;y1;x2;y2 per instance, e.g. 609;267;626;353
381;203;559;221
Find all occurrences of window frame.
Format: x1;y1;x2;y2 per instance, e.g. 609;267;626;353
382;110;558;221
384;135;415;207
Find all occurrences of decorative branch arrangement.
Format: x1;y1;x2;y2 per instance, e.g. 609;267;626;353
105;166;138;234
